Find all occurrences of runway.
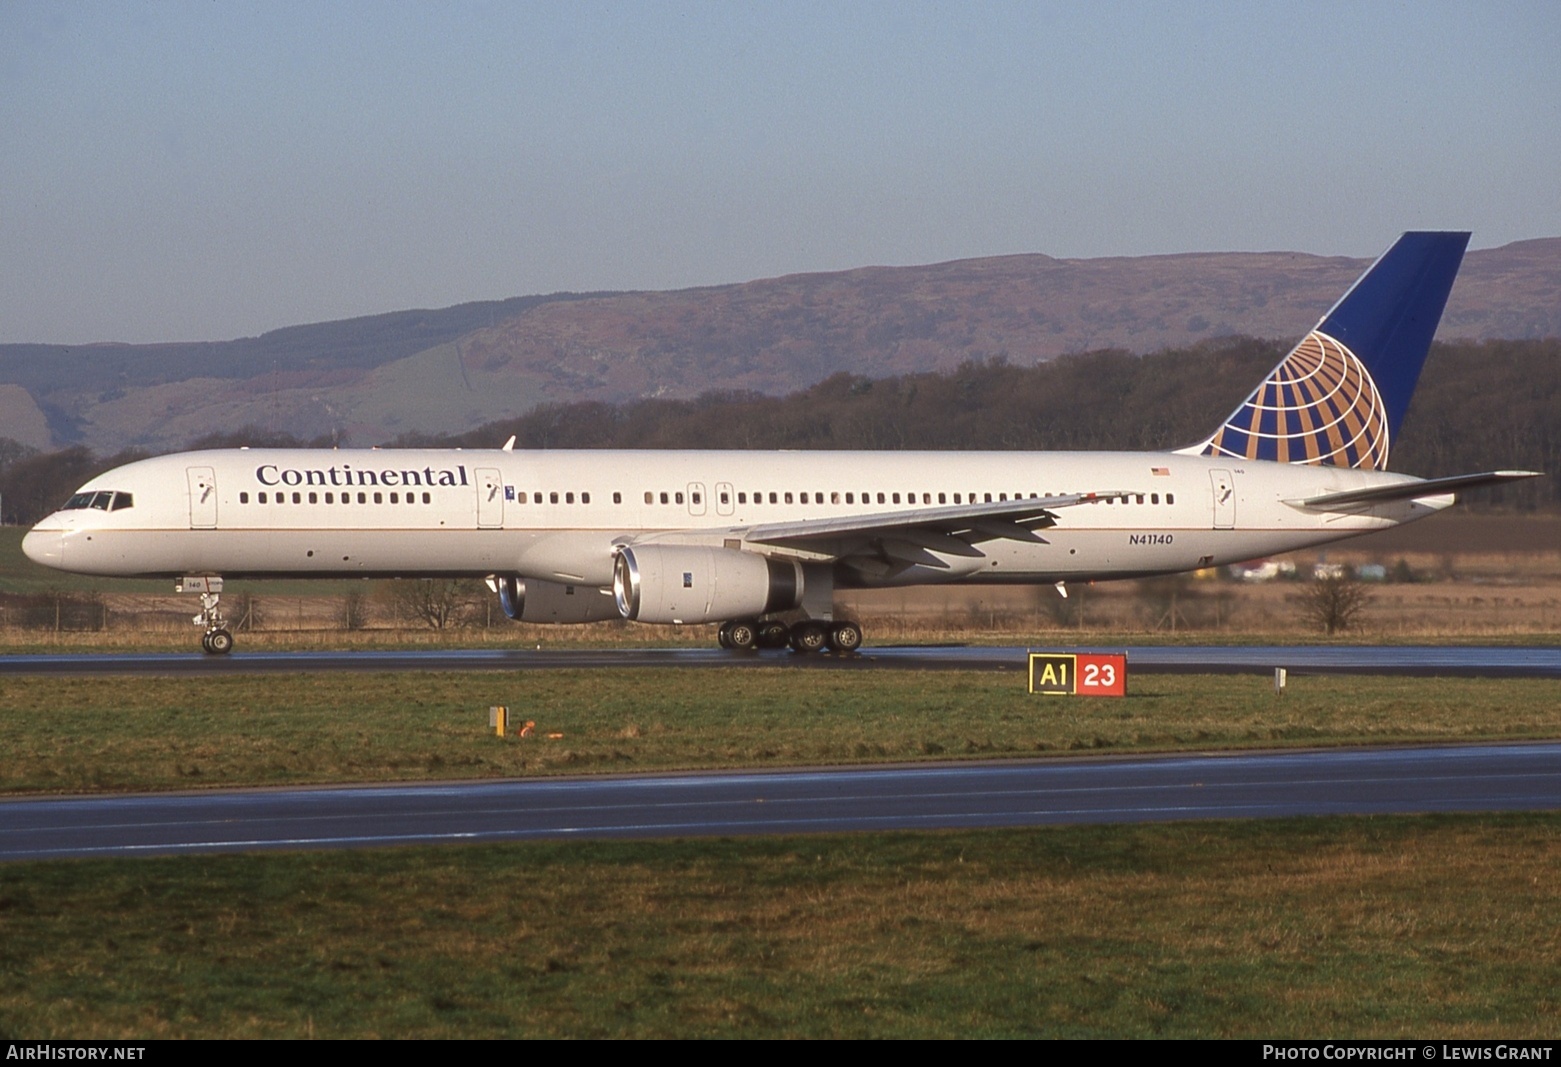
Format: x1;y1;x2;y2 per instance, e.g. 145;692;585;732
4;742;1561;862
2;644;1559;676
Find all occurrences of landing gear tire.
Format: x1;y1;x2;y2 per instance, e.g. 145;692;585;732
188;581;231;655
718;622;734;649
826;621;863;654
726;619;758;651
757;620;791;649
789;620;828;654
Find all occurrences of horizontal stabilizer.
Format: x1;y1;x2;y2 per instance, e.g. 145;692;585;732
1291;470;1543;510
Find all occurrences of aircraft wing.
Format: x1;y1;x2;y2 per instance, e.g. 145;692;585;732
1290;470;1543;510
634;491;1137;572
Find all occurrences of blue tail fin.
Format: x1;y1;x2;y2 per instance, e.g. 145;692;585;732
1181;231;1469;469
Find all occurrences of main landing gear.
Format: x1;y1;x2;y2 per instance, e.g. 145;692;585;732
178;576;234;655
717;618;863;655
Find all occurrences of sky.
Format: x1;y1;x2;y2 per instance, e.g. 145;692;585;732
3;1;1559;344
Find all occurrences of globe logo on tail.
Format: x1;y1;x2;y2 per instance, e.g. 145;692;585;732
1199;331;1390;470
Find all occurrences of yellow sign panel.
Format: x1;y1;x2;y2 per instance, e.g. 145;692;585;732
1029;654;1075;695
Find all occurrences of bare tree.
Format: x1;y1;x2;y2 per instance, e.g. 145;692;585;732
338;589;371;631
388;579;482;629
1299;573;1373;635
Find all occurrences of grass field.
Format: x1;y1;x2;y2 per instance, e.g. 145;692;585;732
3;815;1560;1038
3;670;1560;795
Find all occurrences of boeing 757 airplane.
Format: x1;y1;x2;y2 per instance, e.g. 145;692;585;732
23;232;1540;653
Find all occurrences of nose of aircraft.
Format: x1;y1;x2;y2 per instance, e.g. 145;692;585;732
21;528;64;569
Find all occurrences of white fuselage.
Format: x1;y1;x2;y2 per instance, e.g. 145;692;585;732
22;447;1453;588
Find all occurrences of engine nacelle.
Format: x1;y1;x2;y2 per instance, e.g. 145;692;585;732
613;545;803;624
495;576;621;624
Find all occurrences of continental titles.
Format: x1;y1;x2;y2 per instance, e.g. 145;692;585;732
255;464;470;489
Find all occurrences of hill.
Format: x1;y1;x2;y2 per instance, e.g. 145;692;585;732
3;238;1558;452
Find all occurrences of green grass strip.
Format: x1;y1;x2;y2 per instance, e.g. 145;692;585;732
3;670;1560;795
2;815;1559;1038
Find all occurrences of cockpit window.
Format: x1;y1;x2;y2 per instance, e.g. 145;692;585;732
61;490;132;511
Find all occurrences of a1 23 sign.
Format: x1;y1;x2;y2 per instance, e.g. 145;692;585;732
1028;652;1127;697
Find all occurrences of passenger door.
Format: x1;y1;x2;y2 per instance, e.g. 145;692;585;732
1209;469;1235;529
476;467;504;529
187;467;217;529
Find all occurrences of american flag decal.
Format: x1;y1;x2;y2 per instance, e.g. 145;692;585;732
1198;331;1390;470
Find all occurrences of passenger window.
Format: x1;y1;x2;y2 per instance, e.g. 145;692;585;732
954;494;962;504
422;492;431;504
325;492;333;504
845;493;854;504
535;492;543;504
892;493;901;504
1167;493;1175;505
551;492;559;504
922;493;931;504
582;492;591;504
984;493;992;503
310;492;319;504
1151;493;1159;504
660;492;669;504
800;492;809;504
691;491;700;504
877;493;885;504
240;492;250;504
613;492;622;504
645;492;654;504
769;492;778;504
720;491;729;505
373;492;382;504
675;492;684;505
738;492;747;504
389;492;398;504
784;492;793;504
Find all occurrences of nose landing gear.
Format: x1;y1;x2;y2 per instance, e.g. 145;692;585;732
179;576;234;655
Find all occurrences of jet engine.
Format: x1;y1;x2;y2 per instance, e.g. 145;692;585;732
613;545;802;624
495;576;621;624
